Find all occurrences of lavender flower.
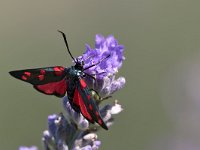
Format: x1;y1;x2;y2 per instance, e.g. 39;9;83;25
79;34;125;97
19;34;125;150
41;97;123;150
81;34;125;78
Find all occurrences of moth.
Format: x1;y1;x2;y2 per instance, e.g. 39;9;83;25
9;31;109;130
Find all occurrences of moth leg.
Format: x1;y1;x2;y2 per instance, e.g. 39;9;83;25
83;72;96;81
101;95;112;101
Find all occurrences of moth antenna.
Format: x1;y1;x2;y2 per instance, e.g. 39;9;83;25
83;72;96;81
84;54;95;62
58;30;76;63
83;54;110;70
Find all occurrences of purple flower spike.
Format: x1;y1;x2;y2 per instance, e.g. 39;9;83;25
19;146;38;150
80;34;125;79
78;34;125;97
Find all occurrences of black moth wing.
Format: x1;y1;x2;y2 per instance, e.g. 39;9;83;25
76;79;108;130
9;66;66;85
9;66;68;97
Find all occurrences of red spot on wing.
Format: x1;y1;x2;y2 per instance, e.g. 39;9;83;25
95;110;104;125
95;111;104;126
87;95;90;100
38;75;44;81
34;79;67;97
98;119;103;125
24;72;31;77
95;111;99;116
40;69;46;75
89;104;93;110
80;79;87;88
73;88;92;121
53;67;61;72
54;66;65;76
21;75;27;80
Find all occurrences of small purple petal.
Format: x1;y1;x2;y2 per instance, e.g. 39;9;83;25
42;130;54;150
42;130;52;142
78;116;89;130
19;146;38;150
85;44;92;53
83;133;97;141
92;140;101;149
106;122;114;128
57;140;69;150
93;141;101;147
48;114;58;137
95;34;104;49
48;114;57;120
81;145;92;150
110;100;123;114
110;77;126;94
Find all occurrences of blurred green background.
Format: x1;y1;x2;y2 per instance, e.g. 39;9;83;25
1;0;200;149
